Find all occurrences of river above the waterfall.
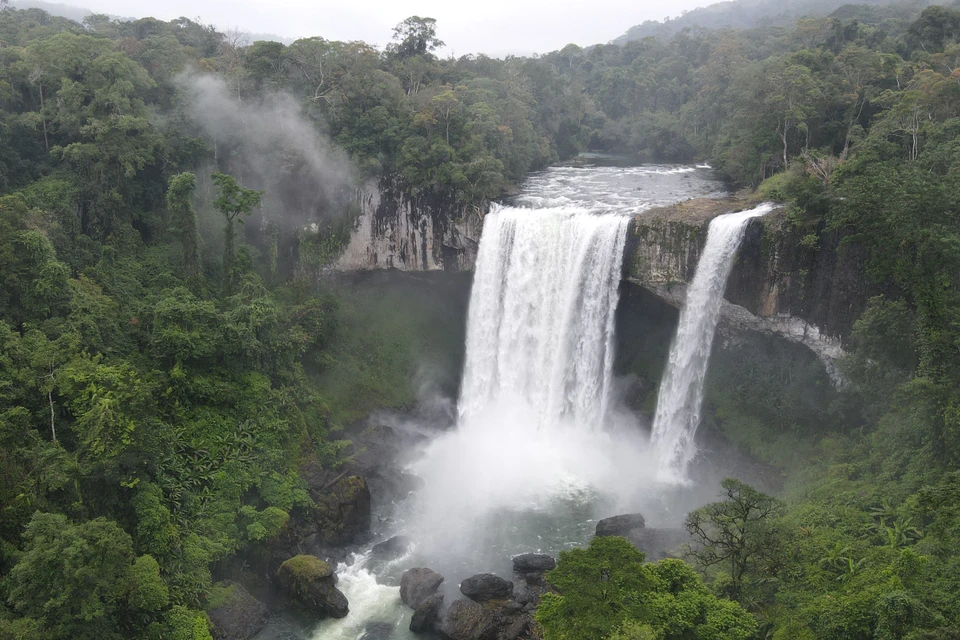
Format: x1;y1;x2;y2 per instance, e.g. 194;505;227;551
511;159;726;212
261;160;732;640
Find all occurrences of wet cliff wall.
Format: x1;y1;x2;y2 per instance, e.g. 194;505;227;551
626;197;879;370
336;177;484;272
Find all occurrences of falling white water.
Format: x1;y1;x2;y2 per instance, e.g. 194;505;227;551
309;163;733;640
651;204;775;482
458;204;630;428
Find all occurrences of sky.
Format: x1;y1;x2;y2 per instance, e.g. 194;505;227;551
50;0;715;56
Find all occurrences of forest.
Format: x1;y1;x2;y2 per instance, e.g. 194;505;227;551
0;0;959;638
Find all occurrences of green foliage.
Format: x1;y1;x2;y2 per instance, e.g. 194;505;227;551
6;513;166;639
210;173;262;293
166;173;200;279
536;536;756;640
1;4;960;639
685;479;786;600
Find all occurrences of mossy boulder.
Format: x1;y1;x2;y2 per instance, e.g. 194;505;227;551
311;475;371;546
276;555;348;619
205;581;268;640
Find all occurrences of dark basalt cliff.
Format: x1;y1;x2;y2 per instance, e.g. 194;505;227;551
626;197;878;370
333;187;874;370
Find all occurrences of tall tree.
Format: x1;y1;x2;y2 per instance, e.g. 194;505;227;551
166;173;200;279
210;172;262;293
389;16;444;60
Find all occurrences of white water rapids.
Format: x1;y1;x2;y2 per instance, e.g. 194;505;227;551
651;204;776;482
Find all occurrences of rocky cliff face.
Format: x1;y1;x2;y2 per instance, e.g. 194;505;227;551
336;178;484;272
627;198;878;375
333;185;873;373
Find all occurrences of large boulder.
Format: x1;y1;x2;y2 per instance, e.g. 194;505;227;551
400;567;445;609
441;598;499;640
460;573;514;602
312;475;372;546
595;513;646;538
512;554;556;573
205;581;268;640
276;555;349;618
371;535;411;561
409;593;444;633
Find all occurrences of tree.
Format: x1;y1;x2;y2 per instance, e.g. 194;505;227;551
535;536;756;640
166;173;200;279
390;16;444;60
763;58;822;167
685;478;785;600
210;172;262;294
7;513;168;640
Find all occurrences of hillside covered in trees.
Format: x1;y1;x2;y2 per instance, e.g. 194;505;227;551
0;0;959;639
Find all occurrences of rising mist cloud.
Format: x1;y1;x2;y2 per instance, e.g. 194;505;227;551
175;72;355;231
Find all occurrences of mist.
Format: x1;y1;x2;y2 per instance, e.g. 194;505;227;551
175;72;355;235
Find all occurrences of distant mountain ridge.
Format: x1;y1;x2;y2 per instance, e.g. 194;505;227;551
613;0;936;42
7;0;293;44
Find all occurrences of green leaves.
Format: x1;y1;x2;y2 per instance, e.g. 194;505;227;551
7;513;165;640
536;536;756;640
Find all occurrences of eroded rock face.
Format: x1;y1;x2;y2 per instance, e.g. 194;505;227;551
276;555;349;619
310;475;372;546
206;581;268;640
596;513;646;538
626;198;876;378
400;568;445;609
337;177;483;272
409;593;444;633
441;598;500;640
460;573;514;602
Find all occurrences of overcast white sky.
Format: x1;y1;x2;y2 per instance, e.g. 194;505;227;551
64;0;714;56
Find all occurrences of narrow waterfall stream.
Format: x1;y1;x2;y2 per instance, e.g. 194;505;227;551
651;204;776;482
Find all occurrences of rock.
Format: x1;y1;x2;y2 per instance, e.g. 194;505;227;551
409;593;443;633
205;581;268;640
311;475;372;546
460;573;514;602
276;555;349;619
500;613;533;640
512;553;556;572
626;527;690;561
441;598;499;640
371;535;411;561
595;513;646;538
400;568;444;609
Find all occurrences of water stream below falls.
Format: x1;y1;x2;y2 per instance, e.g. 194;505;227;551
293;162;755;640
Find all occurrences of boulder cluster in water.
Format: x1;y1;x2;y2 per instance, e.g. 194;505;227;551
398;552;557;639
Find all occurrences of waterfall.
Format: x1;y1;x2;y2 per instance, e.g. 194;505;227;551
651;203;775;482
458;204;630;428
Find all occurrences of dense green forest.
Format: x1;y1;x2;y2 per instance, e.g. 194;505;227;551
0;1;959;639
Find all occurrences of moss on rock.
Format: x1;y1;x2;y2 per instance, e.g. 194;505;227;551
277;555;332;595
